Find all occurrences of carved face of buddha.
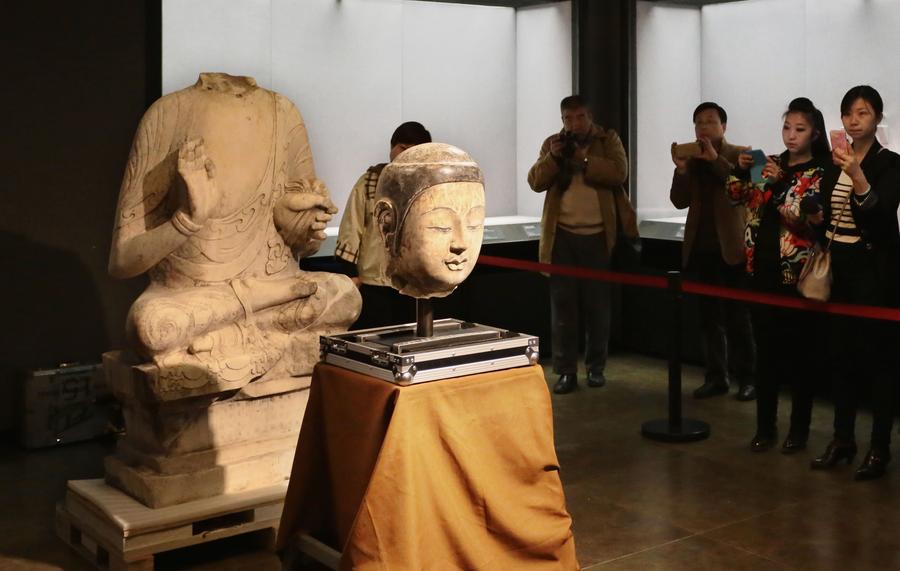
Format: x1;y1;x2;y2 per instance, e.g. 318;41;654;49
374;143;485;298
391;181;485;296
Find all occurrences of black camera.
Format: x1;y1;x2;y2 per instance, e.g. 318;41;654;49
558;131;577;159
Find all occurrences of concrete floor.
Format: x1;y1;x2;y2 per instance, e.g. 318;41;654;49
2;353;898;570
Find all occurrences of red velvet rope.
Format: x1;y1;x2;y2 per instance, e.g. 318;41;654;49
476;254;900;323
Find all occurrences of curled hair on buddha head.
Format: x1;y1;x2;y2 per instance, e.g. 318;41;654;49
840;85;884;119
390;121;432;147
784;97;830;158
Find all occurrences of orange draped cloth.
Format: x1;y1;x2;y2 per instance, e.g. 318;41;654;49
276;363;578;570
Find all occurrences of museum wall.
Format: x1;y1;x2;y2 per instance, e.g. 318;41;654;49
634;2;701;220
636;0;900;220
1;2;150;433
162;0;572;221
516;2;573;218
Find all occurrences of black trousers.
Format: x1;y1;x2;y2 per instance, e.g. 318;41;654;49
751;266;819;439
549;229;611;375
829;242;896;450
686;251;756;387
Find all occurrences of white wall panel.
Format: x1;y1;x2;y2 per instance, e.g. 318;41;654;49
271;0;403;214
402;2;517;217
701;0;806;159
516;2;572;218
804;0;900;150
635;2;701;219
162;0;272;95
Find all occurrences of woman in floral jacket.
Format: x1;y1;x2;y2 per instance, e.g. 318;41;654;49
727;97;832;454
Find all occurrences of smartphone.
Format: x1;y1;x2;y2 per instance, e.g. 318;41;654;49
744;149;767;184
830;130;850;153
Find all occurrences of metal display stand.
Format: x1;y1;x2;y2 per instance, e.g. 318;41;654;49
322;296;538;385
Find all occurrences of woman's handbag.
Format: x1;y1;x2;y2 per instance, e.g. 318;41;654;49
797;244;832;301
797;188;852;301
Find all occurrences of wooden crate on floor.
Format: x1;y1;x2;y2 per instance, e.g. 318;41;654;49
55;479;287;571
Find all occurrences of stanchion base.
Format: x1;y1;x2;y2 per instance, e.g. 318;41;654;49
641;418;710;443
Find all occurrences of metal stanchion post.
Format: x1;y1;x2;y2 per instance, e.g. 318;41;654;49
641;271;710;442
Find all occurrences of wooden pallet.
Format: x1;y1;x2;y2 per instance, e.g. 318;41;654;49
56;479;287;571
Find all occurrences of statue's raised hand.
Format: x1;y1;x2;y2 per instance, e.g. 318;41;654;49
177;138;219;225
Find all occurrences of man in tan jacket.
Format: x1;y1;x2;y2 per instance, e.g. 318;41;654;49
528;95;629;394
670;102;756;401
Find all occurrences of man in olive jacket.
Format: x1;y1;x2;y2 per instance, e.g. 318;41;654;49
670;102;756;401
528;95;628;395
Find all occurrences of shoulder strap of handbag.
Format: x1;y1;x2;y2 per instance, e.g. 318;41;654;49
825;188;852;252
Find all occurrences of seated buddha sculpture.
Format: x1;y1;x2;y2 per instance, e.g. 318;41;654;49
108;73;360;391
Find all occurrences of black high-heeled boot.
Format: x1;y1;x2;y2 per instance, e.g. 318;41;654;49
810;440;857;469
854;448;891;481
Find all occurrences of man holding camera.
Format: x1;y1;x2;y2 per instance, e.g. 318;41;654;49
528;95;628;395
669;102;756;401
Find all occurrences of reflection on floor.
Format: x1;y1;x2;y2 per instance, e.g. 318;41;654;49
2;353;898;570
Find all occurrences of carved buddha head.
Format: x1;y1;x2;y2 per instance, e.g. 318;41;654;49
374;143;485;298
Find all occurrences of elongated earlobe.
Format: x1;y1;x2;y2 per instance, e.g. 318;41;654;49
374;200;396;250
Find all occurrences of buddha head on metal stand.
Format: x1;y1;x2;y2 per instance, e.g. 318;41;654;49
374;143;486;336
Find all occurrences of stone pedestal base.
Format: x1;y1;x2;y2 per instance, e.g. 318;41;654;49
102;351;310;508
105;444;297;509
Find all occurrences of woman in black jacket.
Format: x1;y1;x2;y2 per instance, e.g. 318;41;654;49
811;85;900;480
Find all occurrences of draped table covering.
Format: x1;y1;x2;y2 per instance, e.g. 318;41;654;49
276;362;578;570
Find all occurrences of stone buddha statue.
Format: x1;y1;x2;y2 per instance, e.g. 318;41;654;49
100;73;361;507
109;72;360;394
374;143;485;299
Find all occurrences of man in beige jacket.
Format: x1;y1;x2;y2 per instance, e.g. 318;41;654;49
528;96;629;394
670;102;756;401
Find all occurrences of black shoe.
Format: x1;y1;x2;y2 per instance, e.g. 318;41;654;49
810;440;857;469
781;434;807;454
553;374;577;395
587;370;606;388
736;384;757;401
854;448;891;481
693;380;729;399
750;432;777;452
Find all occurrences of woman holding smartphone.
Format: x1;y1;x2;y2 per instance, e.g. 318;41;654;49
811;85;900;480
727;97;830;453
